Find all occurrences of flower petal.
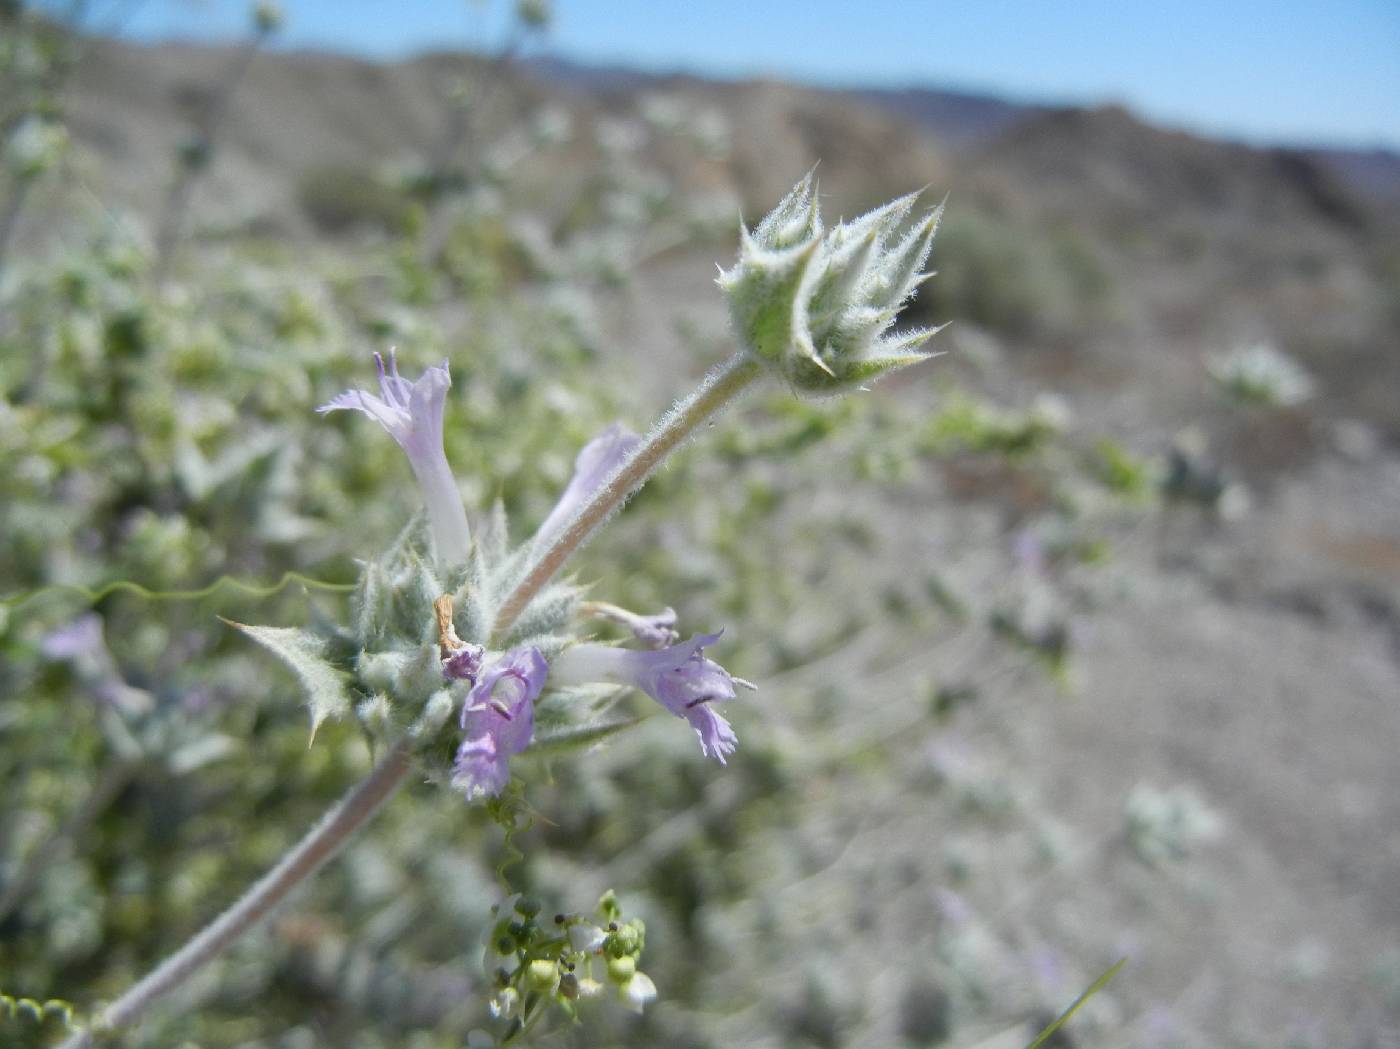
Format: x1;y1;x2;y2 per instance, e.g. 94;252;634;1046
319;350;470;565
550;632;741;762
533;423;642;552
453;647;549;798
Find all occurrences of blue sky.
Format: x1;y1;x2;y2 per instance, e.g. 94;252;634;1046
101;0;1400;150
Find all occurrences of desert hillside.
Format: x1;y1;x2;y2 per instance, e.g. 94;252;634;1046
43;36;1399;432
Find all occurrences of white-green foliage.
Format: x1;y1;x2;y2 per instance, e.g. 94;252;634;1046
1209;341;1314;408
5;116;67;181
1123;782;1224;865
228;621;354;741
230;483;650;796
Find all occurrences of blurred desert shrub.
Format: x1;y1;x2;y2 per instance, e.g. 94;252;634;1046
917;209;1114;340
297;165;415;235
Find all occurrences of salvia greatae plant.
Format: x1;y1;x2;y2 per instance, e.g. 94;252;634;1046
48;173;943;1047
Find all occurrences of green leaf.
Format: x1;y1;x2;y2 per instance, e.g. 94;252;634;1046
225;621;353;743
1024;957;1126;1049
528;717;642;757
504;582;583;647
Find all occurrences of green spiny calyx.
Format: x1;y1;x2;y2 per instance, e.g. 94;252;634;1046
718;171;946;395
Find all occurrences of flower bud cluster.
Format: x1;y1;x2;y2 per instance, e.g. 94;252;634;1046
482;890;655;1037
719;171;944;395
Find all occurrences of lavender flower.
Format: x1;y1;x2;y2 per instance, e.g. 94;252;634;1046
580;601;679;649
453;647;548;798
319;350;472;567
551;633;743;762
41;613;106;662
532;422;641;554
41;613;153;716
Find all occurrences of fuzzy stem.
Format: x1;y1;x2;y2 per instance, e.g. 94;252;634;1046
59;740;414;1048
492;351;762;641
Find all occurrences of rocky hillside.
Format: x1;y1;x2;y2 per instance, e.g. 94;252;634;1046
52;39;1396;414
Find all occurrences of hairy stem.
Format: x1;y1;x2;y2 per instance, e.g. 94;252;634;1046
59;740;414;1048
492;351;762;641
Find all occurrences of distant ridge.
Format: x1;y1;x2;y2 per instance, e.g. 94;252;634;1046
520;53;1400;206
522;56;1042;147
847;86;1044;147
1300;147;1400;208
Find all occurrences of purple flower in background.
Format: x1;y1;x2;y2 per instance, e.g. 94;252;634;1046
453;647;548;798
532;422;641;553
552;632;745;762
41;613;153;716
1011;528;1047;576
40;613;105;662
581;601;679;649
318;349;472;566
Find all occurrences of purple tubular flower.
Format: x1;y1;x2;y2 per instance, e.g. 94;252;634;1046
532;422;642;554
452;647;548;798
551;633;741;763
318;349;472;567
